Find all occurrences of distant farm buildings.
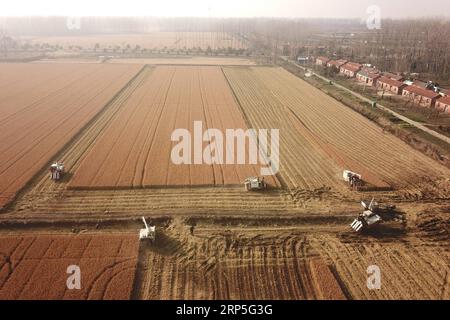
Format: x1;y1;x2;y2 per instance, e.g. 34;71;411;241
297;56;310;65
311;55;450;114
376;77;407;95
315;56;330;66
382;72;405;82
340;62;362;78
402;85;441;108
327;59;348;69
356;69;381;86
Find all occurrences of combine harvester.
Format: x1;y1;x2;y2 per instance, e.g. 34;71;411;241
343;170;392;192
343;170;363;190
244;177;267;191
139;217;155;243
350;198;403;232
49;162;64;181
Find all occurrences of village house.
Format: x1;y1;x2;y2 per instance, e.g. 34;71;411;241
339;62;362;78
383;72;405;82
376;76;407;95
435;96;450;113
402;85;441;108
315;56;330;66
327;59;347;69
356;69;381;86
297;56;309;65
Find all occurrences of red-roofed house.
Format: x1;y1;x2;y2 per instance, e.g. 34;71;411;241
376;76;407;95
402;86;441;108
340;62;362;78
383;72;405;82
356;69;381;86
327;59;347;69
436;96;450;113
316;56;330;66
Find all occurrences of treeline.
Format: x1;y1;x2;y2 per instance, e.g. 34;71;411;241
0;17;253;36
1;17;448;80
279;19;450;81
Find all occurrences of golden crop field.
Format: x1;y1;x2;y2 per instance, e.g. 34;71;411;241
224;66;450;198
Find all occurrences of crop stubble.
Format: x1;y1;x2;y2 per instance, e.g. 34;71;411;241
139;226;345;300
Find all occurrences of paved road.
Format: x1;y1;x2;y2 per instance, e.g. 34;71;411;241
281;57;450;145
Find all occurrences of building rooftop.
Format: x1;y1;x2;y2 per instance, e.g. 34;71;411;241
378;76;406;88
317;56;330;62
403;85;441;99
341;63;362;73
383;72;404;81
328;59;347;67
357;69;380;79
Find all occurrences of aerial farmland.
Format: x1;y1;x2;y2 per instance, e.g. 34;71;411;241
0;13;449;304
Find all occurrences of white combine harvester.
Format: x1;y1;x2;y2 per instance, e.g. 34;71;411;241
49;162;65;181
139;217;155;242
350;198;382;232
244;177;267;191
350;198;400;232
343;170;363;190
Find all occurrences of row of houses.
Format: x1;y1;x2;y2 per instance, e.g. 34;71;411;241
314;56;450;113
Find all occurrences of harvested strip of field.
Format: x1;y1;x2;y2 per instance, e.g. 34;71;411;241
70;66;278;189
224;67;450;196
310;234;450;299
0;63;142;209
138;223;345;300
0;234;139;300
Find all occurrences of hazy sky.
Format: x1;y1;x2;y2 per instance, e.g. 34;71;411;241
2;0;449;18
